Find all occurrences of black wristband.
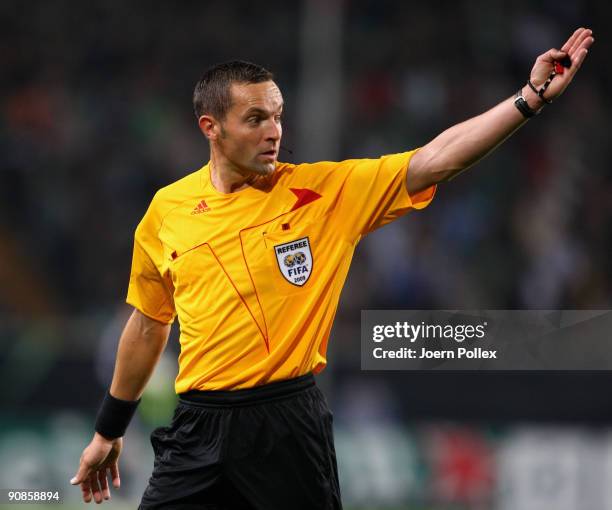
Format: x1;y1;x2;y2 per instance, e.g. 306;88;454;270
94;391;141;439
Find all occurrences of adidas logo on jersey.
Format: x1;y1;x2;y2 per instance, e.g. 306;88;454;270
191;199;210;215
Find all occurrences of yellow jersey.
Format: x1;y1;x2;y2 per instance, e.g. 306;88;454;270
127;150;435;391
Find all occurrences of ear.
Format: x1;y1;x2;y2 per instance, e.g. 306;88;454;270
198;115;219;141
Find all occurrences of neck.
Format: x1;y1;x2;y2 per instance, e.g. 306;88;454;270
209;156;257;194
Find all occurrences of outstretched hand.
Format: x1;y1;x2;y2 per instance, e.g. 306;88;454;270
529;27;594;102
70;433;123;504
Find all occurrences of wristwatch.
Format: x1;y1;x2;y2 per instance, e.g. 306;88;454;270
514;89;540;118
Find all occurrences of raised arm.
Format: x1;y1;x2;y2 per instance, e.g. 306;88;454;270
71;309;171;504
407;27;594;195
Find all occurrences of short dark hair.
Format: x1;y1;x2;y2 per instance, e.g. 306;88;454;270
193;60;274;120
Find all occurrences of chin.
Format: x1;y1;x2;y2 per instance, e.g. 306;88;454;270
251;161;276;176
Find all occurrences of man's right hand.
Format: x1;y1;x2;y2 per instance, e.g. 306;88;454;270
70;432;123;504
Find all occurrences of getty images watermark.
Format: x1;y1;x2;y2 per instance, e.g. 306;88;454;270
372;320;492;360
361;310;612;370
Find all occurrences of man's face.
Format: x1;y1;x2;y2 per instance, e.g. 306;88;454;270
216;81;283;177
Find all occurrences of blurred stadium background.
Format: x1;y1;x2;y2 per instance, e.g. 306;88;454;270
1;1;610;508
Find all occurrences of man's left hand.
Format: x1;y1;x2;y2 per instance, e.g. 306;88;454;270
528;27;594;102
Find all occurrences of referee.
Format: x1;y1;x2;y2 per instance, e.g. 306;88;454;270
71;28;593;509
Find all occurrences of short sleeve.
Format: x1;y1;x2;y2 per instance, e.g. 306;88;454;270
333;150;436;241
126;196;176;324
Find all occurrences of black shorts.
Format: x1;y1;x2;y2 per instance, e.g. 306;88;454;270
139;374;342;510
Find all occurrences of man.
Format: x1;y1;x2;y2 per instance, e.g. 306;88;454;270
71;28;593;509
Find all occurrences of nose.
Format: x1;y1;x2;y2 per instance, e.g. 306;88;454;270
265;118;282;142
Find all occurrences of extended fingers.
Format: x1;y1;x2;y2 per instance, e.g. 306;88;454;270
80;479;93;504
578;33;595;52
539;28;593;67
89;472;103;504
561;27;585;53
566;33;594;77
110;463;121;489
72;456;94;502
568;45;590;76
98;469;111;501
71;457;91;486
569;28;593;57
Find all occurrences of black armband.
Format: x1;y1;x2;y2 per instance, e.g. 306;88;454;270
94;391;141;439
